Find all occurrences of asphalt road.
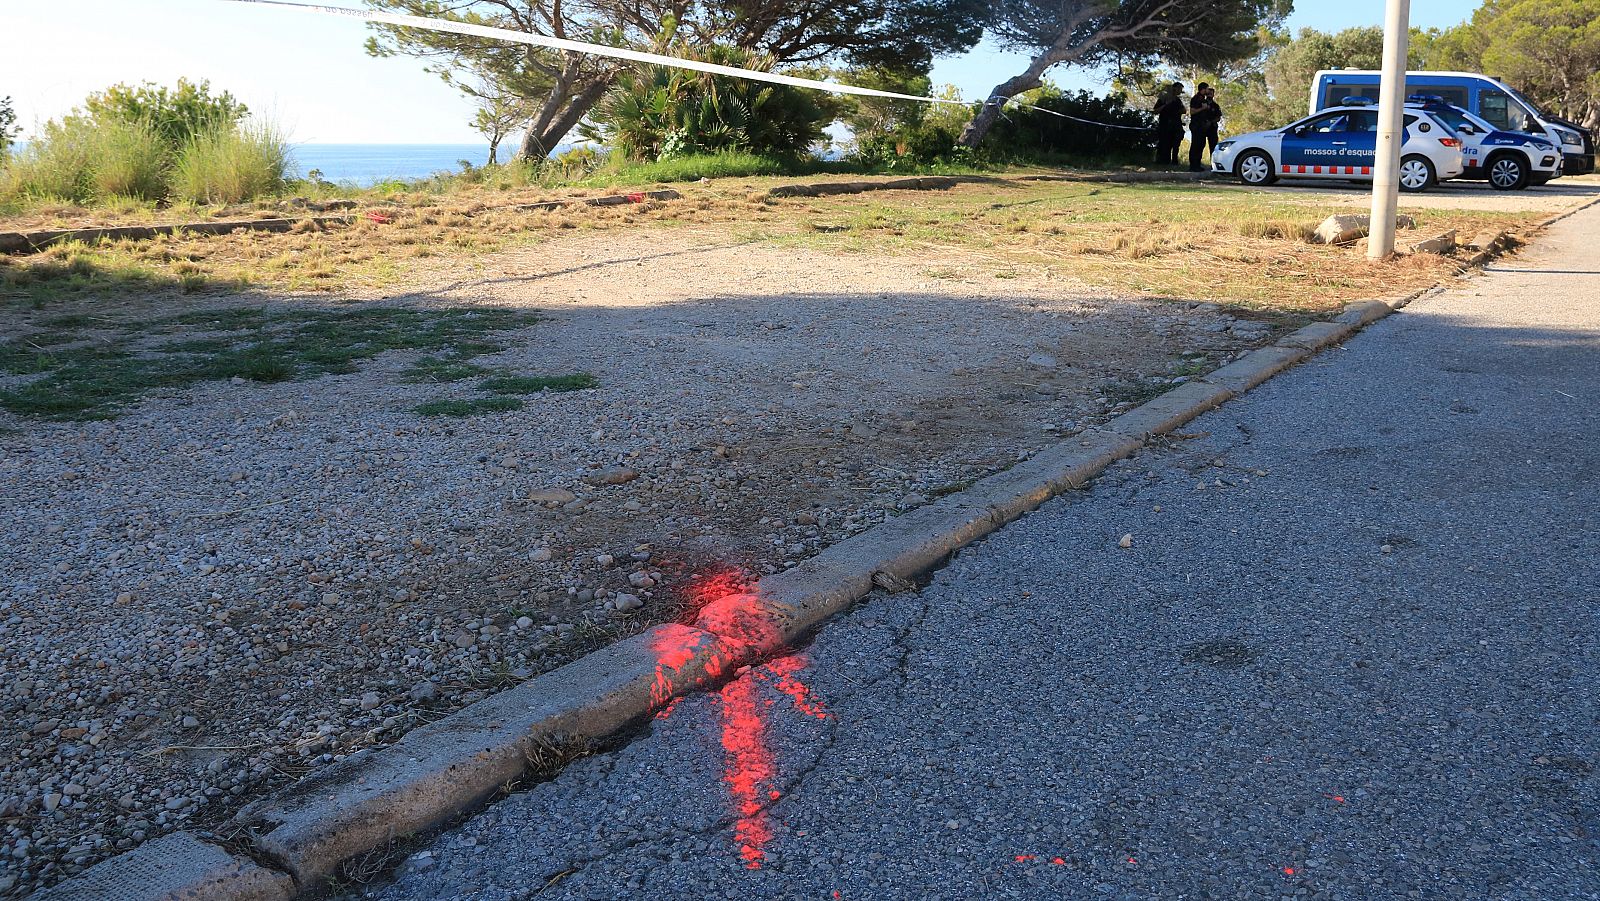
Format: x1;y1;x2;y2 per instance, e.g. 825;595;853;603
363;202;1600;901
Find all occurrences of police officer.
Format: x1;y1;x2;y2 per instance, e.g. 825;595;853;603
1153;82;1185;166
1188;83;1223;172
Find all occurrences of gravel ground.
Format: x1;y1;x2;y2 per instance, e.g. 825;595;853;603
0;228;1278;895
361;201;1600;900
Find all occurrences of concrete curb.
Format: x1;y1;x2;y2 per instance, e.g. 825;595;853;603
236;623;732;889
764;170;1208;200
32;831;293;901
0;191;684;256
39;194;1592;899
0;216;355;255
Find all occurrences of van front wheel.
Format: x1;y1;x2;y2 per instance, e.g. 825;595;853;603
1398;156;1436;193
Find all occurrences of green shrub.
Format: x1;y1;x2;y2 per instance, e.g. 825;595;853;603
89;116;169;201
986;88;1155;162
586;46;826;162
83;79;248;148
172;122;289;204
2;117;98;203
1;81;282;208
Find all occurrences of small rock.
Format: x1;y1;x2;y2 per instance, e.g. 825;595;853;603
360;692;381;711
1380;544;1394;554
615;593;644;611
321;592;341;605
526;487;578;506
42;793;62;813
182;716;200;729
516;616;534;630
408;681;438;703
595;554;615;567
1026;352;1058;369
628;571;654;588
585;466;639;486
529;548;553;563
1118;533;1134;549
452;632;477;649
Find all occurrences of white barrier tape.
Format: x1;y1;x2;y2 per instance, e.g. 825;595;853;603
226;0;1153;132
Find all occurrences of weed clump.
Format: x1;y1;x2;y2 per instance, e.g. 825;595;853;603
414;396;524;417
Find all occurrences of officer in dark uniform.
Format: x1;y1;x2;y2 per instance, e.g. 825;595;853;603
1153;82;1185;166
1189;83;1223;172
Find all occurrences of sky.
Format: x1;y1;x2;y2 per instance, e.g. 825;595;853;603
2;0;1476;145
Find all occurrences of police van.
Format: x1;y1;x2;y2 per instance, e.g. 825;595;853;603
1310;70;1594;176
1405;96;1559;189
1211;99;1464;192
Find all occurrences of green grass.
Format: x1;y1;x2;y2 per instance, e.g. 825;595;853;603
171;122;289;204
402;356;490;383
478;372;597;394
0;307;541;420
413;396;524;417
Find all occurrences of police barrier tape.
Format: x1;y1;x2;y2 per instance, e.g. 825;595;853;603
227;0;1154;131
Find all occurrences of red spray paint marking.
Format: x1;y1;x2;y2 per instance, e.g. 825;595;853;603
720;673;777;868
1281;866;1297;876
718;653;830;868
756;654;829;720
1051;857;1066;866
650;568;829;870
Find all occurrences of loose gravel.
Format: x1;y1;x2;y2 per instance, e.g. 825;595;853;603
0;227;1278;895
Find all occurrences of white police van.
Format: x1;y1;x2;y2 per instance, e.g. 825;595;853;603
1310;70;1594;176
1211;99;1464;192
1405;95;1559;189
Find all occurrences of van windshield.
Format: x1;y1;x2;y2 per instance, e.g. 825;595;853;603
1479;90;1534;132
1502;84;1551;120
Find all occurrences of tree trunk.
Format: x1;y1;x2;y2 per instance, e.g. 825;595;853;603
958;48;1070;148
517;58;614;160
487;135;500;165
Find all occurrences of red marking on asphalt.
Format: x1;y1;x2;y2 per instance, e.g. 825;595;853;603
1014;854;1036;863
1323;792;1346;804
1282;866;1297;876
661;567;829;870
761;654;830;720
1051;857;1066;866
1126;856;1138;865
719;674;775;868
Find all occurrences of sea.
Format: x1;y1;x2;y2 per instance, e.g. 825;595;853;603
288;144;503;185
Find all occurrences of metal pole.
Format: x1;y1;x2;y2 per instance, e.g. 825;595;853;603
1368;0;1412;260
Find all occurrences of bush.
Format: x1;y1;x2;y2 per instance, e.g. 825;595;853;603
986;88;1156;162
1;81;281;208
586;46;827;162
2;117;99;203
83;79;248;148
171;122;289;204
89;116;169;201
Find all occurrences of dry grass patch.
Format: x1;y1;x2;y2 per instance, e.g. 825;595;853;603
754;181;1547;311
